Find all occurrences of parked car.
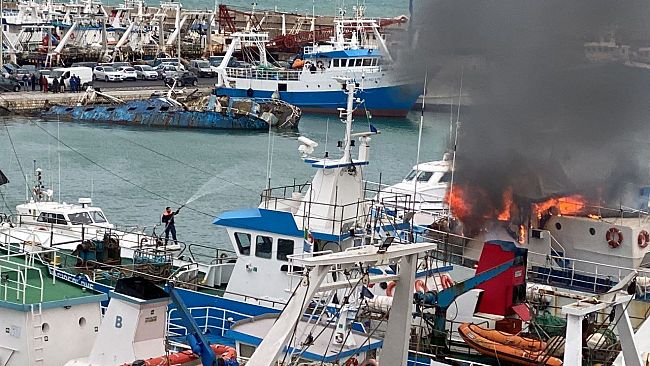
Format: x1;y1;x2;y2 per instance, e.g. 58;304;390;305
0;76;21;92
189;59;215;77
133;65;158;80
208;56;240;69
155;64;181;80
116;66;137;81
164;71;198;87
93;66;123;82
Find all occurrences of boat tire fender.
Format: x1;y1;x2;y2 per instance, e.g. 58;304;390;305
639;230;650;248
606;227;623;248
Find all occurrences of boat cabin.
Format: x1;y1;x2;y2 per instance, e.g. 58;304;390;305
16;198;113;231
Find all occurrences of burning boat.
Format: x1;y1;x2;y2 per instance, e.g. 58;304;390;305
40;87;301;130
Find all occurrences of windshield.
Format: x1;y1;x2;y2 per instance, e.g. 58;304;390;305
197;61;210;68
50;70;64;77
104;67;115;72
139;65;153;71
90;210;107;223
404;170;417;181
69;212;93;225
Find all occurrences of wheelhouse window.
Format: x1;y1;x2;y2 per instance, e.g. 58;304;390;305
255;235;273;259
405;170;417;181
234;232;251;255
277;239;294;261
439;172;452;183
333;59;340;68
37;212;67;225
355;59;362;67
91;211;107;223
69;212;93;225
362;59;372;66
417;171;434;182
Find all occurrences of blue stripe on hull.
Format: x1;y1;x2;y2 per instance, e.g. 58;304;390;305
216;83;422;117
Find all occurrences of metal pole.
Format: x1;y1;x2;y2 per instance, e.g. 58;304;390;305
0;0;4;68
176;3;181;65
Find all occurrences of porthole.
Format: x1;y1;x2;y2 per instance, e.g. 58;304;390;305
555;222;562;230
589;228;595;235
79;317;87;327
41;323;50;333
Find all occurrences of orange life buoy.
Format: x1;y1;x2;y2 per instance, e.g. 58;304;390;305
385;281;397;297
414;279;428;293
639;230;650;249
345;357;359;366
440;274;454;289
606;227;623;248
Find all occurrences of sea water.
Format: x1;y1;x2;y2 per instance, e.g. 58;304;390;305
0;112;449;255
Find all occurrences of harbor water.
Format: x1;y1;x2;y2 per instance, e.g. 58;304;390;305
0;111;449;253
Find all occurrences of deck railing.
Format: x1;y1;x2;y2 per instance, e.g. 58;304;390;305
166;305;253;339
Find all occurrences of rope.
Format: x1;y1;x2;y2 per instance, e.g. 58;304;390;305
30;121;214;218
3;121;29;188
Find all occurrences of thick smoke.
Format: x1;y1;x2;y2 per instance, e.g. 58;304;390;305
399;1;650;224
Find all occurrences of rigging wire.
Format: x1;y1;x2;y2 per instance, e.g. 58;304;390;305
30;121;215;218
3;121;29;192
113;133;258;194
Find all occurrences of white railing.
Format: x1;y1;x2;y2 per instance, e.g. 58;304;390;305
166;305;254;339
225;67;301;81
0;250;49;304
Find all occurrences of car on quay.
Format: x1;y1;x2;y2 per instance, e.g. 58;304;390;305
156;64;182;80
93;66;123;82
116;66;138;81
164;71;198;87
189;59;215;77
0;76;21;92
133;65;158;80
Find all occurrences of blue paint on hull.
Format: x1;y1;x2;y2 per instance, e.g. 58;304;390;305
216;83;422;117
43;98;274;130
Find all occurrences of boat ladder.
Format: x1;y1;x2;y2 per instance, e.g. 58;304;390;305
30;303;45;365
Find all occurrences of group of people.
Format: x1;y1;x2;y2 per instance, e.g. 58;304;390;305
16;73;85;93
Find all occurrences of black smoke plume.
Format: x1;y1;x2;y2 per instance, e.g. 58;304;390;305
400;0;650;224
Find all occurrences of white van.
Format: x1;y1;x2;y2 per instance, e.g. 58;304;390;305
47;67;93;89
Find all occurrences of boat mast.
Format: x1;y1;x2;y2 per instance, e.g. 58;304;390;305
341;79;355;163
413;71;427;211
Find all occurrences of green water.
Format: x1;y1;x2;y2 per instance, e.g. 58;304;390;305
0;111;449;252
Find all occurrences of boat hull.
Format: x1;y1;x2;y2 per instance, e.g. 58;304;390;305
216;83;422;118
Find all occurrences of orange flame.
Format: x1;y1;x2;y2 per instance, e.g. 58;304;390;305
518;224;527;244
445;186;473;222
533;195;586;218
497;188;513;221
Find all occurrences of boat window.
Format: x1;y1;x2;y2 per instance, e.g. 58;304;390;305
255;235;273;259
355;59;362;67
277;239;294;261
69;212;93;225
404;170;417;181
439;172;452;183
333;59;340;68
36;212;67;225
417;171;434;182
91;211;107;223
362;59;372;66
234;232;251;255
372;59;378;66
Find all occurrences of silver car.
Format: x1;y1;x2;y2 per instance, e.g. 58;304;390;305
133;65;158;80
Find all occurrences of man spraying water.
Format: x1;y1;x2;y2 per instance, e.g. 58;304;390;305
162;205;183;245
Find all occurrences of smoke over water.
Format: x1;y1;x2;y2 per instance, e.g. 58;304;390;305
400;1;650;228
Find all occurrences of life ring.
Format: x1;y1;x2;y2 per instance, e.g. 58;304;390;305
414;279;428;293
606;227;623;248
440;274;454;289
385;281;397;297
345;357;359;366
639;230;650;249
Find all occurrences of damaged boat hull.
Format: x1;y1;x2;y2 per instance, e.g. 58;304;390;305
41;96;301;130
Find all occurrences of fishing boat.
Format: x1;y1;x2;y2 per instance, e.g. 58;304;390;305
40;87;301;130
214;5;422;117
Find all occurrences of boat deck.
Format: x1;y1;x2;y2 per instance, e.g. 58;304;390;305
0;252;95;305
